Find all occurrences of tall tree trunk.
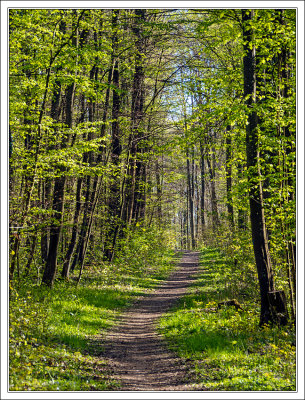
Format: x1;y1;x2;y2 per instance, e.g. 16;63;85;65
200;139;205;232
186;147;196;249
104;9;122;261
242;9;276;326
155;159;162;224
124;9;146;228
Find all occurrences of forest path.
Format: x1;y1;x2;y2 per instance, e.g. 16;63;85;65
100;251;201;391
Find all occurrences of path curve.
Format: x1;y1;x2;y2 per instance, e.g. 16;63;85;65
100;251;200;391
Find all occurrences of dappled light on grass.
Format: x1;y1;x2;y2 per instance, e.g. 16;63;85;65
158;247;296;391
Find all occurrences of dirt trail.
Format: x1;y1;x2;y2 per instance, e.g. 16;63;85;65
101;251;201;391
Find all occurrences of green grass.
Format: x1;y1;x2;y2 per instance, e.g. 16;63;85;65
9;249;178;391
158;247;296;391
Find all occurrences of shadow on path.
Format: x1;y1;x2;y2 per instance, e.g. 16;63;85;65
100;251;201;391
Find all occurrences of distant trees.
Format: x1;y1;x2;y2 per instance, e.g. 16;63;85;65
166;8;296;324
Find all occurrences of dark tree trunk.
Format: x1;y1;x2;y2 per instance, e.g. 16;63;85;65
155;159;162;223
242;9;277;326
42;176;66;286
61;177;83;279
186;148;196;249
124;9;146;228
267;290;289;326
104;9;122;261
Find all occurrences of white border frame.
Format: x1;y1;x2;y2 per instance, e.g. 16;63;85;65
1;2;304;399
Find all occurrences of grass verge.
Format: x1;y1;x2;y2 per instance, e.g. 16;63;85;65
158;247;296;391
9;249;178;391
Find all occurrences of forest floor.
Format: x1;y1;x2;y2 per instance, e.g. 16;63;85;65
9;248;295;391
97;251;201;391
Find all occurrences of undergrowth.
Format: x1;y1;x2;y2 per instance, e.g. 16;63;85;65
9;232;177;391
158;247;296;391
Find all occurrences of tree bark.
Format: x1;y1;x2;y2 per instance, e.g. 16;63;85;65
186;147;196;249
242;9;276;326
104;9;123;261
124;9;146;228
206;149;219;229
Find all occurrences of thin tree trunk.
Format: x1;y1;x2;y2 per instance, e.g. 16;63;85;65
226;125;234;227
76;176;103;282
200;139;205;232
206;150;219;229
61;177;83;278
104;9;123;261
155;160;162;223
186;147;196;249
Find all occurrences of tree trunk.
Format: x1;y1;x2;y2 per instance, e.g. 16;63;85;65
225;125;234;227
186;147;196;249
206;150;219;229
61;177;83;278
42;175;66;286
124;9;146;228
242;9;277;326
104;9;123;261
267;290;289;326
